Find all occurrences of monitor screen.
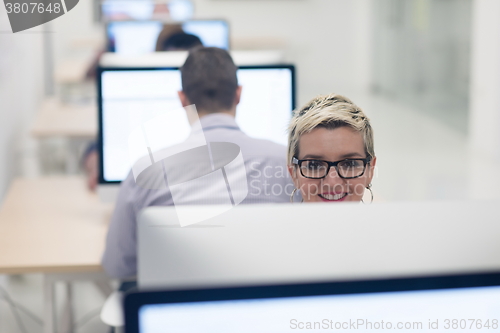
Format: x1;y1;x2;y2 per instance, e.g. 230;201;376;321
181;20;229;50
102;1;156;21
107;20;229;54
107;21;164;55
98;66;295;183
101;0;193;21
138;285;500;333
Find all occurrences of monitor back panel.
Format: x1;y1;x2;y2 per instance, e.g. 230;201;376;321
138;201;500;289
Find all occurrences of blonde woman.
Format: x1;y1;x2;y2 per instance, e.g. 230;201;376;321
287;94;376;203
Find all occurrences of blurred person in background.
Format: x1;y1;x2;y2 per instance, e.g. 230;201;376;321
160;31;202;51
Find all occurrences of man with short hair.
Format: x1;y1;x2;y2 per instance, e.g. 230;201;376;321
160;31;203;51
102;47;292;278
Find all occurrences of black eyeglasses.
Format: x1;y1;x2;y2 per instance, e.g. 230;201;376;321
292;157;371;179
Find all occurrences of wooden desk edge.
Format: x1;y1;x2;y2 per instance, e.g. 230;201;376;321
30;128;97;139
0;264;104;275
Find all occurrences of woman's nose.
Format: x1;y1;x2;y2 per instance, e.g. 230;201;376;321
321;167;345;188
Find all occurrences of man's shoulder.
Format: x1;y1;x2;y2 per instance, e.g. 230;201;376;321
117;169;173;209
237;135;287;157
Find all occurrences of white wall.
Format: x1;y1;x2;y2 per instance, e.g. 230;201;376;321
192;0;373;106
51;0;103;66
0;9;44;200
0;0;108;202
467;0;500;200
469;0;500;161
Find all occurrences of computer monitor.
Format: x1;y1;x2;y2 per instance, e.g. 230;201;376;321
97;65;295;184
106;20;229;54
102;0;157;21
101;0;193;22
125;271;500;333
182;20;229;50
137;201;500;289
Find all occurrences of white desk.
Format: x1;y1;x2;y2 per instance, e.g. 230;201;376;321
30;98;97;174
0;177;113;333
31;98;97;139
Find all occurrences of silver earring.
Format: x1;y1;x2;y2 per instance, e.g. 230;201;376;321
290;188;304;203
361;183;373;204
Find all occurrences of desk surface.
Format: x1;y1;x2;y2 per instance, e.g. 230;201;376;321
0;177;112;274
31;98;97;138
54;57;94;84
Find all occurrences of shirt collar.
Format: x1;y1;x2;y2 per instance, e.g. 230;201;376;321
195;113;240;132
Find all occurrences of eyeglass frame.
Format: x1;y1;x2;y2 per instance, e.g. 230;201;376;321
291;156;372;180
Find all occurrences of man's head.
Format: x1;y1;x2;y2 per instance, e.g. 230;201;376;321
161;31;202;51
179;47;241;115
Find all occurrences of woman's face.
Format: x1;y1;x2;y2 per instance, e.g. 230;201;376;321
288;126;376;203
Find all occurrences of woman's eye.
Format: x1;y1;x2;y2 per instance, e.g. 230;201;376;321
306;161;323;169
343;160;362;168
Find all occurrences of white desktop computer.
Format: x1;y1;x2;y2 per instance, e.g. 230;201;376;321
137;201;500;289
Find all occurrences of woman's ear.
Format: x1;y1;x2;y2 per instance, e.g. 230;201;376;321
366;156;377;184
288;164;299;188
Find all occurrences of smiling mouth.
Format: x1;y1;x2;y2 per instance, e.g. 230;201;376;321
318;193;348;202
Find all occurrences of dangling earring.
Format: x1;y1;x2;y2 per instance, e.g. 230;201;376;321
290;188;304;203
361;183;373;204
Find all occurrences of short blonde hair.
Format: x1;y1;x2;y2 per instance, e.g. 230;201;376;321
287;93;375;164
